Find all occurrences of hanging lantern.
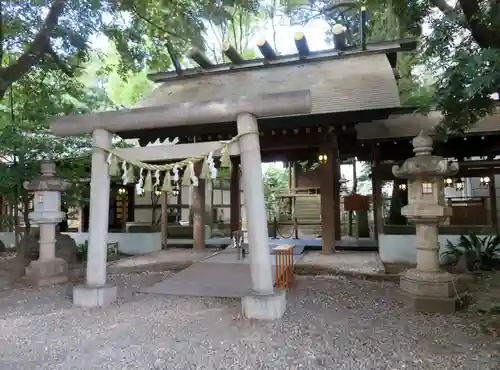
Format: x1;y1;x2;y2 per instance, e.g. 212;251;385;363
480;176;491;187
318;153;328;164
117;187;127;196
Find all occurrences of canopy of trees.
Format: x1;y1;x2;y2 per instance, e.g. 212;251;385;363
283;0;500;134
0;0;260;98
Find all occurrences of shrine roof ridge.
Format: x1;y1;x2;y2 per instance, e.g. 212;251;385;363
148;38;417;83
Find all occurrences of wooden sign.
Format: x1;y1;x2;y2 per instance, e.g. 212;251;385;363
343;194;370;212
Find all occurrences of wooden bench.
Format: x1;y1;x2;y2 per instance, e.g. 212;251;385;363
272;244;295;289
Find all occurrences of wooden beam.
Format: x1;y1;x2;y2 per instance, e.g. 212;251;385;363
294;32;310;56
187;48;213;69
319;134;338;253
223;42;245;64
256;40;277;60
260;132;323;150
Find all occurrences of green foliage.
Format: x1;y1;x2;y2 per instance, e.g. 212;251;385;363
0;65;106;229
376;0;500;133
263;166;289;214
282;0;500;133
205;3;264;63
81;44;155;108
0;0;260;99
76;241;89;263
76;240;118;262
442;233;500;270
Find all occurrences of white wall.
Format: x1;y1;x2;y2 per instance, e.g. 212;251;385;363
0;231;162;255
379;233;488;265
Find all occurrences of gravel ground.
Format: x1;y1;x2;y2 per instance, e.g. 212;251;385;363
0;273;498;370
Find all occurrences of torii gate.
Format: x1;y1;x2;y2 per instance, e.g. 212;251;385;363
51;90;312;320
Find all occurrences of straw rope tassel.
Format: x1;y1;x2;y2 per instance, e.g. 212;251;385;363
143;170;153;192
199;157;211;179
181;164;191;186
162;171;172;192
107;153;121;177
220;144;230;168
126;163;136;184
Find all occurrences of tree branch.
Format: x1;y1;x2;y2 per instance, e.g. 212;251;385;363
458;0;500;47
129;5;189;42
0;0;66;97
45;45;74;77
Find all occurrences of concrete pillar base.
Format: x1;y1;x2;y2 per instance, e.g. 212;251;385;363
241;289;287;320
400;268;464;314
25;258;68;287
73;284;117;308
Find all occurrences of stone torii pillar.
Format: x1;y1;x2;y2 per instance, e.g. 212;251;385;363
73;128;115;307
392;132;460;313
24;162;70;286
50;91;312;318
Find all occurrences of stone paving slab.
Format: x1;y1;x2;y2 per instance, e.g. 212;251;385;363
141;262;278;298
107;249;218;273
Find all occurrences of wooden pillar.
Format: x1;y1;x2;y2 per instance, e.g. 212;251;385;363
176;185;182;223
371;149;382;241
230;157;241;234
320;134;339;253
160;193;168;249
332;138;341;241
489;170;498;231
192;162;206;250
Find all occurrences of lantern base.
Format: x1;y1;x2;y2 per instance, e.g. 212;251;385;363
400;269;465;314
25;257;68;287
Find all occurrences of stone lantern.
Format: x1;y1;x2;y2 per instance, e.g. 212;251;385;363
392;132;460;313
23;161;70;286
